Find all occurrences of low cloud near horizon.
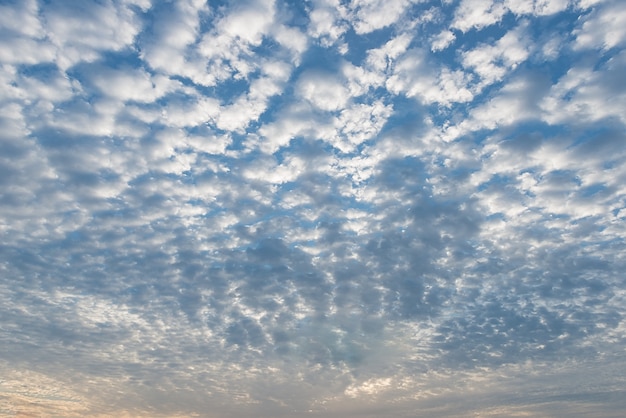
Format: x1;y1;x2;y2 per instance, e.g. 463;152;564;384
1;0;626;416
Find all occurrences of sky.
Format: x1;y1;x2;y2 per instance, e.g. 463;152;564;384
0;0;625;416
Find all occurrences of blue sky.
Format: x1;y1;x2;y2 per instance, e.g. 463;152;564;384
1;0;626;416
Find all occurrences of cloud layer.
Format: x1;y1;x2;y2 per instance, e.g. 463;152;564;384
1;0;625;416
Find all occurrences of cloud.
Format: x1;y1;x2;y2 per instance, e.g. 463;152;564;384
307;0;350;47
0;0;44;38
452;0;570;32
451;0;508;32
297;70;350;111
215;59;293;132
574;0;626;50
386;49;474;106
333;100;393;152
1;0;625;416
44;0;144;70
461;22;531;88
140;1;211;85
198;0;277;83
348;0;413;34
430;29;456;51
90;67;176;103
541;49;626;124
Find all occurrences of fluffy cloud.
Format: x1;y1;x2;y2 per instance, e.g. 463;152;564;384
574;0;626;50
348;0;414;34
430;29;456;51
386;49;474;105
461;22;531;88
297;70;350;111
307;0;350;47
542;50;626;124
45;0;144;70
451;0;509;32
452;0;571;32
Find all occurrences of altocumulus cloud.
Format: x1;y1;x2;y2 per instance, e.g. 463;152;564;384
1;0;626;417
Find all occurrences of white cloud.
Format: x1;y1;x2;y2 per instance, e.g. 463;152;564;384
0;0;57;65
451;0;508;32
345;376;392;397
91;68;177;103
242;154;307;184
452;0;571;32
424;68;475;105
141;0;210;85
307;0;350;47
257;115;348;157
124;0;152;11
431;30;456;52
541;50;626;125
440;71;549;142
160;96;221;128
333;100;394;152
271;25;309;64
10;67;75;104
0;0;44;38
151;128;231;162
461;23;531;88
297;71;350;112
386;50;474;106
348;0;412;34
385;50;427;95
195;0;278;84
575;0;604;8
538;34;565;60
213;59;292;133
472;77;543;127
574;0;626;50
44;1;144;70
220;0;276;46
470;123;625;240
365;33;414;72
257;103;323;153
505;0;570;16
341;62;386;97
216;95;268;132
0;38;56;66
